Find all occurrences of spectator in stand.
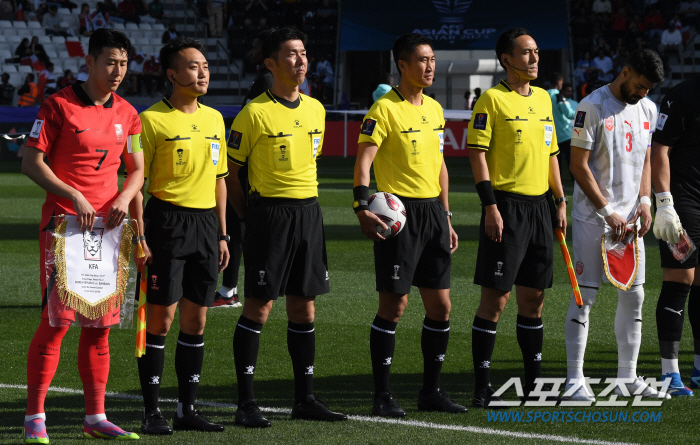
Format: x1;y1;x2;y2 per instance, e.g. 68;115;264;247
76;64;89;81
148;0;163;20
208;0;226;37
592;36;611;56
548;73;576;175
463;89;471;110
57;69;77;90
470;87;481;109
659;22;684;69
118;0;139;23
592;48;614;83
613;47;628;76
592;0;611;14
43;5;68;36
571;7;592;55
79;3;95;37
610;7;628;41
128;53;145;95
103;0;125;23
162;22;180;44
0;73;15;105
136;0;157;24
53;0;78;12
669;13;683;30
142;54;162;96
24;37;49;65
0;0;13;21
17;73;39;107
40;62;58;96
316;54;334;104
644;8;664;44
679;1;700;28
15;38;30;60
244;0;268;28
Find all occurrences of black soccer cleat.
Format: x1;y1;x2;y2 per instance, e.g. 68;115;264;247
472;386;508;410
234;401;271;428
291;395;348;422
172;407;224;432
417;388;468;413
141;408;173;435
372;392;407;418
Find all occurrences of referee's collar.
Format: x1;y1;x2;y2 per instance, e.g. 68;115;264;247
499;80;532;97
72;81;114;108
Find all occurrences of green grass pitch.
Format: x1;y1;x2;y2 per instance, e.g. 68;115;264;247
0;158;698;444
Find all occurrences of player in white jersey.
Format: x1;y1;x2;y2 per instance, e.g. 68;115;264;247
565;49;670;401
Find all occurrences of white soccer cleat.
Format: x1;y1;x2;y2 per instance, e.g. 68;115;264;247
614;376;671;399
563;382;596;402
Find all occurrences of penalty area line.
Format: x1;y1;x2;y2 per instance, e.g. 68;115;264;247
0;384;637;445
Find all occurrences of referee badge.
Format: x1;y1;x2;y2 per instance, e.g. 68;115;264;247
211;142;220;165
361;119;377;136
544;124;553;146
473;113;487;130
312;137;321;158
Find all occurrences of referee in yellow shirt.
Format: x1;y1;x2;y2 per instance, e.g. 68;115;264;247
131;36;229;434
226;27;347;428
354;33;466;418
468;28;567;408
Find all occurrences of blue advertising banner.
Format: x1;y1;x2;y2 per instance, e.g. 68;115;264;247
340;0;568;51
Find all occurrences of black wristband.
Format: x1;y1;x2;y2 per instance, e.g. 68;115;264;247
353;185;370;213
475;180;497;207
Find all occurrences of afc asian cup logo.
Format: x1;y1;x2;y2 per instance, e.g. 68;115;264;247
83;228;104;261
432;0;473;24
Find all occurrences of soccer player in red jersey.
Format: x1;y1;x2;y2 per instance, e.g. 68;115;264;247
20;29;143;443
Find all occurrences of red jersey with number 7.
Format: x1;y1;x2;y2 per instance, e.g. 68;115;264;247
26;82;141;229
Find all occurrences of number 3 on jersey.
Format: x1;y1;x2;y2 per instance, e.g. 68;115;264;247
625;132;632;153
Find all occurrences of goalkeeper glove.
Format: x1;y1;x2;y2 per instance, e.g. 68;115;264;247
653;192;682;244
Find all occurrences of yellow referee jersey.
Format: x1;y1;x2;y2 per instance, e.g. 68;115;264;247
358;87;444;198
141;98;229;209
227;91;325;199
467;80;558;196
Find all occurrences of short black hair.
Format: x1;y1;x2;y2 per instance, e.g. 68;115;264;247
26;73;34;82
262;27;307;60
88;28;132;60
392;33;433;73
495;27;532;70
255;29;273;44
562;82;573;90
1;73;8;81
159;36;206;83
625;48;664;84
550;72;563;85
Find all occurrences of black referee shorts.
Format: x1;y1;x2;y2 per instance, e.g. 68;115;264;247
243;197;330;300
474;191;553;292
659;210;700;269
374;197;451;294
144;197;219;307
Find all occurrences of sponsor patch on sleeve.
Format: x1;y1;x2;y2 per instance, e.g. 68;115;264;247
228;130;242;150
574;111;586;128
656;113;668;131
472;113;488;130
361;119;377;136
29;119;44;138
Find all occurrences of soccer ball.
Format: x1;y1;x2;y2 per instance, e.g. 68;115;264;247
368;192;407;239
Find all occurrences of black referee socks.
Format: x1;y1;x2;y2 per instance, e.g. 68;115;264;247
287;321;316;404
175;332;204;415
516;314;543;391
657;281;691;359
138;333;166;412
421;317;450;393
472;316;497;390
370;315;398;395
233;316;263;405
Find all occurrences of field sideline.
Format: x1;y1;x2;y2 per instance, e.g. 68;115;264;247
0;158;697;444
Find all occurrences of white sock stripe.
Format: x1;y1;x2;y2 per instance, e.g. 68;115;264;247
287;327;315;334
177;340;204;347
371;324;395;334
145;343;165;349
422;324;450;332
517;323;543;330
237;323;261;334
472;325;496;334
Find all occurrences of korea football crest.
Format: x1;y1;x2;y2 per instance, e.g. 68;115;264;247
83;228;104;261
211;142;220;165
114;124;124;145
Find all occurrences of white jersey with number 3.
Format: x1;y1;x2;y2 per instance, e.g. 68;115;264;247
570;85;657;226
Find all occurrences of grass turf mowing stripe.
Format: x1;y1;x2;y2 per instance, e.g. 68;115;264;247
0;384;638;445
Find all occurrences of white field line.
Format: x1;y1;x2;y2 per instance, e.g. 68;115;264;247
0;383;638;445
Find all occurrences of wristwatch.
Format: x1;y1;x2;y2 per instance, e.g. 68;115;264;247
555;196;568;205
446;211;453;218
218;234;230;242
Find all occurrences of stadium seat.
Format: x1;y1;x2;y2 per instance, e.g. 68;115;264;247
129;30;142;39
6;35;22;44
17;30;32;39
0;42;10;52
66;36;79;42
152;23;165;31
37;36;52;45
2;29;16;38
27;21;42;30
9;72;23;87
0;20;11;29
58;50;70;59
42;43;57;52
149;38;161;46
112;23;125;31
51;36;66;44
57;8;72;16
0;35;6;42
59;21;71;30
139;23;152;31
134;37;149;46
0;49;12;61
126;23;139;31
12;21;27;29
44;49;58;60
18;65;32;74
2;63;17;72
141;45;155;56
